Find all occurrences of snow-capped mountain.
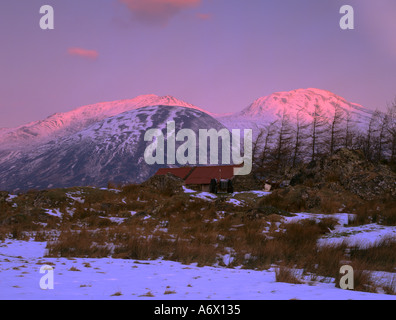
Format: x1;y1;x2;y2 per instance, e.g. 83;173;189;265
0;106;227;191
0;88;380;191
0;94;209;150
1;89;375;152
217;88;375;135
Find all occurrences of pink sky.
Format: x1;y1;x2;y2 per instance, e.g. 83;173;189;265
0;0;395;128
67;47;99;60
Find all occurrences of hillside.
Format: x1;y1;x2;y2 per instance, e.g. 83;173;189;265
0;95;209;151
0;106;227;192
0;181;395;298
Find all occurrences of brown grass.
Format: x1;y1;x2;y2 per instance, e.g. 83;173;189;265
346;197;396;227
309;243;348;277
259;191;305;213
164;290;177;295
275;267;303;284
320;197;342;214
139;291;155;297
34;231;48;242
348;237;396;272
3;183;395;297
68;266;81;272
382;276;396;295
380;201;396;226
353;267;376;293
46;229;111;258
325;171;341;183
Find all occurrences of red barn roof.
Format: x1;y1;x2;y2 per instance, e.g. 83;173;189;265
184;165;238;185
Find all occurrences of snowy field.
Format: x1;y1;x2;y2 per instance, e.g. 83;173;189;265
283;212;396;248
0;239;395;300
1;189;395;300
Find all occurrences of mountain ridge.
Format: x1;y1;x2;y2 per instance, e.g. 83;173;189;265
217;88;375;134
0;88;377;151
0;88;384;191
0;94;211;150
0;105;228;191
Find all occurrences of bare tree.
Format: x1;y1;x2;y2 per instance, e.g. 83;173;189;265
375;112;390;162
251;128;265;170
386;100;396;163
328;102;345;155
344;111;355;149
309;104;328;161
292;109;309;167
364;110;382;161
257;120;278;169
274;107;293;171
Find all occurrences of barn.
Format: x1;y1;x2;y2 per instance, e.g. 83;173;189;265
154;165;240;193
154;167;195;181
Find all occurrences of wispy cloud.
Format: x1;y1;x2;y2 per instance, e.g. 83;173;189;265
196;13;212;21
67;47;99;60
119;0;201;26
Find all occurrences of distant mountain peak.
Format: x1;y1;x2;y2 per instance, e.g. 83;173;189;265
0;94;210;150
238;88;371;118
217;88;375;135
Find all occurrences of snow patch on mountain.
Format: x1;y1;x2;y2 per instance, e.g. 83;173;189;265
0;95;209;150
217;88;375;134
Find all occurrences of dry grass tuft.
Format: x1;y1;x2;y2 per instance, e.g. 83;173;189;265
46;229;111;258
68;266;81;272
164;290;177;295
139;291;155;297
348;237;396;272
275;267;303;284
382;276;396;295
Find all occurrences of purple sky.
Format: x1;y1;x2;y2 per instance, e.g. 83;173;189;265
1;0;396;128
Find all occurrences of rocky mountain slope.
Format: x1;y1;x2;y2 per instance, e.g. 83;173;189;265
260;148;396;217
289;148;396;201
0;106;227;192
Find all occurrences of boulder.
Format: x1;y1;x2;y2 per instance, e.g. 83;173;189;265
0;191;9;203
232;173;262;192
142;173;184;195
290;148;396;200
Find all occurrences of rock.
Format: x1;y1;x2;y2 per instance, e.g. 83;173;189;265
290;148;396;200
233;173;262;192
141;173;184;195
0;191;9;203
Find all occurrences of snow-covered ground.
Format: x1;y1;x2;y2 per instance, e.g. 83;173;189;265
319;222;396;248
232;191;272;197
282;212;396;248
0;240;395;300
1;191;395;300
191;192;218;201
188;189;271;202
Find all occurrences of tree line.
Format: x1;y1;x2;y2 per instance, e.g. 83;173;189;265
251;99;396;175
